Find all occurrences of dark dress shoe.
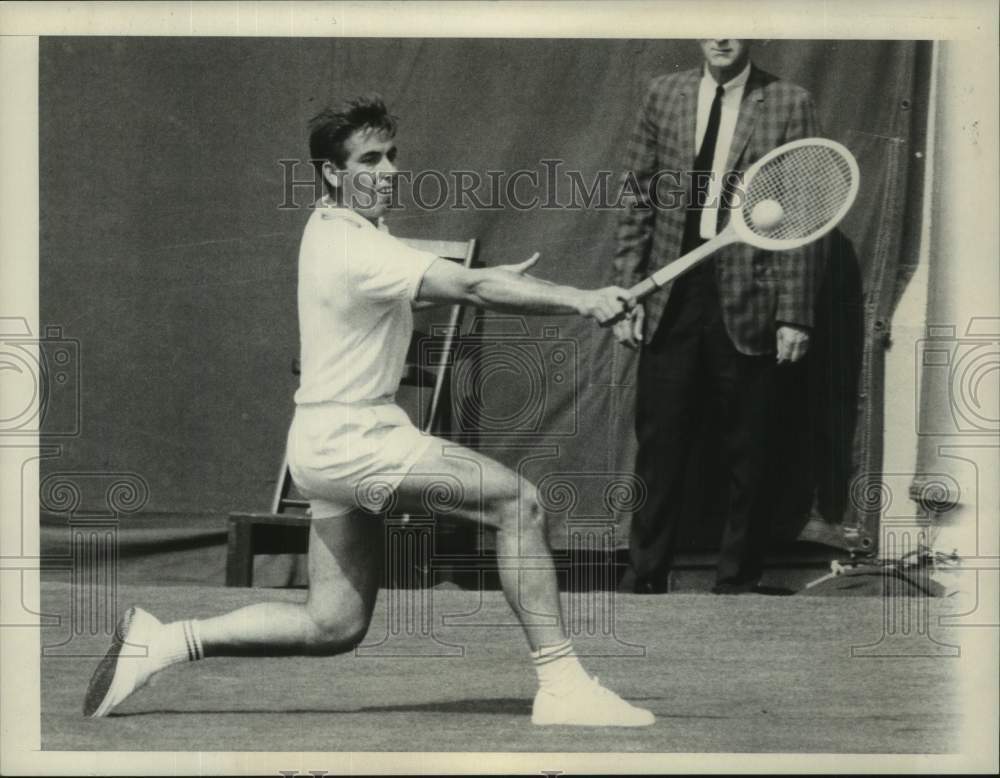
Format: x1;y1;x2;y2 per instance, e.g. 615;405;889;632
618;569;669;594
634;578;669;594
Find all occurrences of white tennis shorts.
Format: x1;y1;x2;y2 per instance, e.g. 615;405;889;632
286;399;434;519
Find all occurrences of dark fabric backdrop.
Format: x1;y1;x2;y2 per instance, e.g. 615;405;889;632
40;38;929;551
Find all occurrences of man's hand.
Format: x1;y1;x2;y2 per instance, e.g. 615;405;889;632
612;303;645;349
776;324;811;364
577;287;631;327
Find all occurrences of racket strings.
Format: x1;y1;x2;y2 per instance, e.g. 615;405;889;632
741;145;855;243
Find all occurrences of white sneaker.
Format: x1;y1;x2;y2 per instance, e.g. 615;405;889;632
83;605;162;717
531;675;655;727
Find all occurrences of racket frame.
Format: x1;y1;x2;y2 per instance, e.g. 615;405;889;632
729;137;861;252
623;136;860;306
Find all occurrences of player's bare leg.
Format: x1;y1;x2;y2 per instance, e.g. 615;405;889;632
83;513;383;716
393;445;563;648
84;443;652;725
196;514;383;654
392;441;654;727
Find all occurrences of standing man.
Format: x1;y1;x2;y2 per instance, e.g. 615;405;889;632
85;95;653;727
613;40;823;594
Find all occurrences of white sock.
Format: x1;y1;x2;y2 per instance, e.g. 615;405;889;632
149;620;205;673
531;639;590;695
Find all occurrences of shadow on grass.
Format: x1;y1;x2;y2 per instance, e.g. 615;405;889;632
108;695;682;718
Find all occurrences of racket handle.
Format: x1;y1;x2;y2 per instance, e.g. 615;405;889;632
607;228;737;327
630;228;736;301
628;277;661;301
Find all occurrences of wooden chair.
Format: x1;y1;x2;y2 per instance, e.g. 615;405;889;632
225;237;478;586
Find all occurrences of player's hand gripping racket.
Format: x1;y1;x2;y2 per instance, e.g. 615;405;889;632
613;137;860;320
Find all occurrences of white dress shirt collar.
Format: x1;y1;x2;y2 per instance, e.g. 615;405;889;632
701;59;752;92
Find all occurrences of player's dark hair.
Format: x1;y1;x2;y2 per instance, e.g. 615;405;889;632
309;94;398;173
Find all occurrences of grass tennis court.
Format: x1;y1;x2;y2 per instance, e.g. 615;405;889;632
41;581;959;753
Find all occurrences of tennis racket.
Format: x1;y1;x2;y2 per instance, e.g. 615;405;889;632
616;137;860;316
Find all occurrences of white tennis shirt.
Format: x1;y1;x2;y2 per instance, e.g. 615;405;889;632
294;201;439;405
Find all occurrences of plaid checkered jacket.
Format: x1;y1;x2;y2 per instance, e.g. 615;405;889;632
614;65;825;353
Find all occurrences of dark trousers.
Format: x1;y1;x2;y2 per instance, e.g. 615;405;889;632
628;240;777;590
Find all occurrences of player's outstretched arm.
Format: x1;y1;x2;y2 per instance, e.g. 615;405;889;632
416;254;629;325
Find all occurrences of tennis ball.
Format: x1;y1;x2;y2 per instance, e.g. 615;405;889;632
751;199;784;231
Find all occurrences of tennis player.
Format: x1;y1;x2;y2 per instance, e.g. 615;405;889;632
84;96;653;727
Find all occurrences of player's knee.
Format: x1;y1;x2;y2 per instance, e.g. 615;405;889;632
304;609;370;655
493;480;546;535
